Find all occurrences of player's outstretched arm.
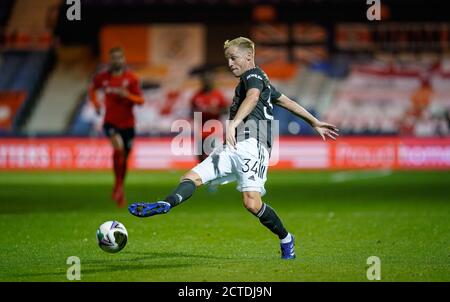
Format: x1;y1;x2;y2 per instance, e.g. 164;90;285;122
275;94;339;141
88;84;102;115
125;92;145;105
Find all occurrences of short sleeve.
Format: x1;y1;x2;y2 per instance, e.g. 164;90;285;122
270;84;282;101
92;73;103;89
244;73;264;92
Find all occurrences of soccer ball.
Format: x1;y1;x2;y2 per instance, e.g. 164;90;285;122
96;221;128;253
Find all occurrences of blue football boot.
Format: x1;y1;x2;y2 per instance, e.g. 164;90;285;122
128;201;171;218
280;235;296;259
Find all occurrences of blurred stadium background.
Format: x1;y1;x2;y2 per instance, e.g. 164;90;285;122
1;0;450;282
1;0;449;170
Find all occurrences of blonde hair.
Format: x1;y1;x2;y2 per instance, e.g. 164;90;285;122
224;37;255;55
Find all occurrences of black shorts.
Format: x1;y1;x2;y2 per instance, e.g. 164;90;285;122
103;124;135;153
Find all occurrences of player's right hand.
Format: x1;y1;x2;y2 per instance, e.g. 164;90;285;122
226;123;237;149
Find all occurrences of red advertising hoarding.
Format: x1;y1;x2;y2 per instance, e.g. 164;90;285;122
1;137;450;170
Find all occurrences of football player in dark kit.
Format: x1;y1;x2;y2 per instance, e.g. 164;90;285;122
129;37;338;259
89;47;144;207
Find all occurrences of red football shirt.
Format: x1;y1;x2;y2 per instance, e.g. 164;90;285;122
92;69;143;129
191;89;228;121
191;89;229;138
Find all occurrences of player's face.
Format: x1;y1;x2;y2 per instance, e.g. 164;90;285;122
109;51;126;72
201;72;214;91
225;46;252;77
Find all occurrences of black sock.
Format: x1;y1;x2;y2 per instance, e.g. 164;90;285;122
164;179;196;208
254;203;289;239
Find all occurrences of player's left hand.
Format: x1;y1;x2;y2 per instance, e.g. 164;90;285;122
313;121;339;141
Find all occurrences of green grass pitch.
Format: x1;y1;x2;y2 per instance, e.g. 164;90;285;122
0;170;449;281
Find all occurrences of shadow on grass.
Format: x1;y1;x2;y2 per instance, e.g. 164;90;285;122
6;263;193;279
118;251;232;261
6;251;232;279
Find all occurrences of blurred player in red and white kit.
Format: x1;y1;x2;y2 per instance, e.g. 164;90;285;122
190;70;229;162
88;47;144;207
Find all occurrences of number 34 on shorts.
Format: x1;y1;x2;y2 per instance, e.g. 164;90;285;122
241;158;267;179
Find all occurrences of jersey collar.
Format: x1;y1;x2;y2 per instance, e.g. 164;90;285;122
240;66;259;80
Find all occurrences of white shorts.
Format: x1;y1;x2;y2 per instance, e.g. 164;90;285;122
192;138;270;196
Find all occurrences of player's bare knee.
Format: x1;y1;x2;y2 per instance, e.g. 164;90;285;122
111;134;124;150
180;171;203;187
242;192;262;214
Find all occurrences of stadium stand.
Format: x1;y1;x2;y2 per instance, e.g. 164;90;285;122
4;0;59;50
0;0;62;134
25;47;96;134
0;50;53;133
322;54;450;136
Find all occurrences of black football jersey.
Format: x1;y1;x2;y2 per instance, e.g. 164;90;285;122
229;66;282;150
